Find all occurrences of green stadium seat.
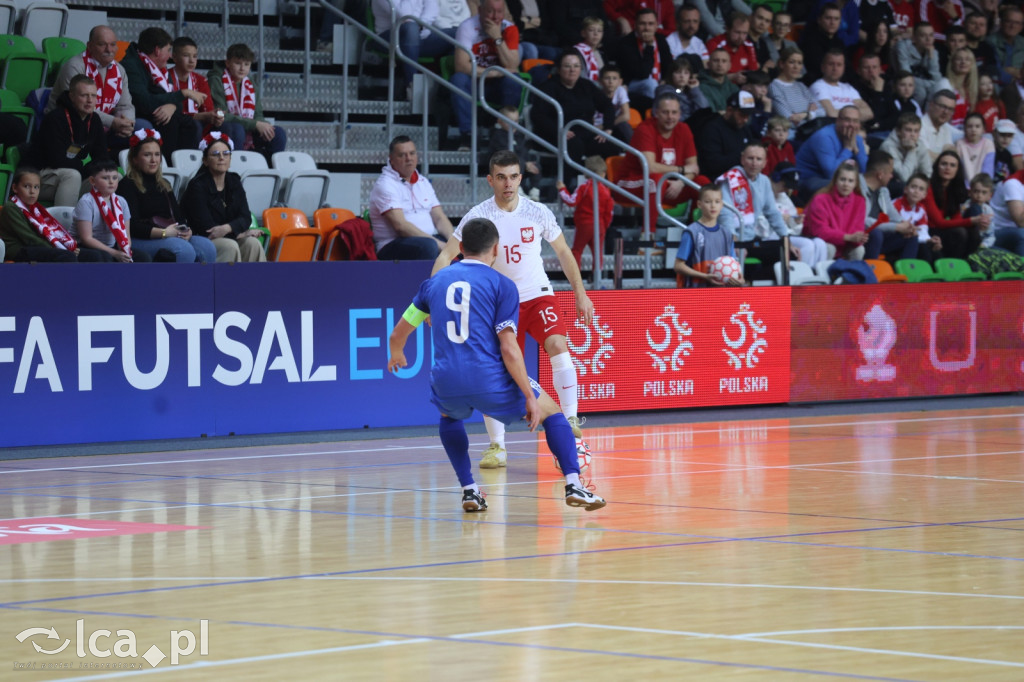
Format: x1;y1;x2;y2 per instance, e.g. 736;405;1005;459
992;271;1024;280
0;87;35;136
0;34;35;60
1;53;48;101
933;258;986;282
893;258;945;283
42;36;85;85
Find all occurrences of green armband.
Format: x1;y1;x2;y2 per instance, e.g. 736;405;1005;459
402;304;429;328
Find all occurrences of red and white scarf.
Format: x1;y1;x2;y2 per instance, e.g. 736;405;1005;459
82;53;122;114
718;168;755;229
169;70;197;114
139;52;173;93
640;37;661;81
221;72;255;118
11;195;77;251
91;189;131;254
574;43;602;81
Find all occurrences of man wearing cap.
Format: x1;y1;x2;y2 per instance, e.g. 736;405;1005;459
718;141;828;276
696;90;755;181
795;105;868;201
991;119;1024;183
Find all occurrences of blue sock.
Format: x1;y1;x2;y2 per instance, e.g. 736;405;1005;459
439;416;474;487
544;414;579;476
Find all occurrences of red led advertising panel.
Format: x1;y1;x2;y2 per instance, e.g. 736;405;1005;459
538;289;792;411
789;281;1024;402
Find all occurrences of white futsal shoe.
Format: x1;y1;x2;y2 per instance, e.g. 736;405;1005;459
565;483;606;511
479;443;507;469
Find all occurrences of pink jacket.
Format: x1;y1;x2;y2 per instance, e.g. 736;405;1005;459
802;189;867;251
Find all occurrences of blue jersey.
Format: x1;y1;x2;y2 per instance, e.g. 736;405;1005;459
411;260;521;397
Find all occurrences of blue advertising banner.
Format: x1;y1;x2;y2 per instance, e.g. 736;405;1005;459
1;261;535;447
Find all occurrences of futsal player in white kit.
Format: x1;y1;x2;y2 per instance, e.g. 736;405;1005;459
433;150;594;468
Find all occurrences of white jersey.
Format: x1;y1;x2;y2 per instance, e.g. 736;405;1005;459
454;195;562;302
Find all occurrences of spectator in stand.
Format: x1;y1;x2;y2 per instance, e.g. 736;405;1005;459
118;129;217;263
209;44;287;162
532;50;620;163
47;25;140;150
700;48;739;114
851;52;900;136
747;5;773;70
654;57;709;122
762;115;795;175
940;26;969;73
739;70;772;139
935;47;979;129
795;105;868;201
613;8;674;109
122;27;204;159
758;11;797;76
170;37;223;135
605;0;675;38
182;132;266;263
597;64;633;143
974;74;1004;132
921;149;988;257
810;49;873;122
919;0;964;43
956;112;995;182
892;69;924;117
369;136;455;260
819;0;860;48
674;184;743;287
989;165;1024;256
0;167;101;262
448;0;522;151
798;3;845;83
551;0;609;49
506;0;560;64
575;16;607;82
891;0;915;39
962;172;997;252
697;90;755;181
70;160;152;263
556;155;614;272
963;12;998;77
990;119;1023;182
881;112;934;185
802;161;871;259
371;0;457;100
667;5;708;68
769;47;824;132
988;5;1024;87
859;149;920;261
706;12;758;84
859;0;894;40
32;75;110;208
436;0;477;36
893;173;943;261
920;89;964;161
691;0;752;42
481;105;541;198
896;22;942;105
617;92;707;231
851;20;893;74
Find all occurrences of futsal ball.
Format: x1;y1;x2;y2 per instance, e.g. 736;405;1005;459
553;438;593;473
708;255;743;283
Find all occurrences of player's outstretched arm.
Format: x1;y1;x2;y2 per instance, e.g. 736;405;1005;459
549;234;594;325
431;237;462;276
498;328;541;431
388;317;417;373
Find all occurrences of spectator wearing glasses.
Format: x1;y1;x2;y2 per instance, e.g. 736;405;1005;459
795;105;868;202
919;89;964;162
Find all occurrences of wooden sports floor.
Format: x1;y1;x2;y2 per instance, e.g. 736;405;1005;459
2;405;1023;681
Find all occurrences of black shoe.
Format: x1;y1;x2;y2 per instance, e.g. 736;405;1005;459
457;133;473;152
462;489;487;512
565;484;606;511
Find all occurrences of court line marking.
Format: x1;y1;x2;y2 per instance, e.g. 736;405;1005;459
2;410;1021;477
790;466;1024;485
577;623;1024;668
741;625;1024;637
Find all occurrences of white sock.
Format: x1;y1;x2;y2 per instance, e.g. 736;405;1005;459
464;483;479;493
549;351;578;418
565;473;581;487
483;416;506;448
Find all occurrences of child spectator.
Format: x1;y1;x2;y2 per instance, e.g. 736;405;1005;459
974;74;1005;133
955;112;995;184
893;172;943;260
71;161;151;263
0;167;98;262
653;57;708;123
556;156;614;273
575;16;605;82
892;70;923;118
991;119;1023;182
763;116;795;176
208;43;286;161
170;37;224;135
674;184;743;287
802;161;870;260
963;172;996;248
881;112;932;186
597;64;633;143
767;162;831;266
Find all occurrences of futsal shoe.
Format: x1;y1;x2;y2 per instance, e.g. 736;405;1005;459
565;484;606;511
479;443;507;468
568;415;585;439
462;489;488;512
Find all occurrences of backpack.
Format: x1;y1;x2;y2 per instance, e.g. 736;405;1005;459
827;259;878;284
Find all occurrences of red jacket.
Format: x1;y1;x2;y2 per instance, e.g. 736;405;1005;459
763;138;795;176
921;185;972;230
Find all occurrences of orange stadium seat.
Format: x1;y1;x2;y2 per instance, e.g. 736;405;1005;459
520;58;552;73
628;107;642;129
262;208;321;261
864;259;908;283
115;41;128;62
604;155;642;207
313;207;356;260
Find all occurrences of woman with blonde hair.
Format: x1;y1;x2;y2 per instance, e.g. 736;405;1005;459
935;47;978;129
801;161;871;260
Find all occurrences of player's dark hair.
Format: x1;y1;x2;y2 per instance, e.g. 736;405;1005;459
489;150;520;174
389;135;414;154
698;184;721;199
461;218;499;255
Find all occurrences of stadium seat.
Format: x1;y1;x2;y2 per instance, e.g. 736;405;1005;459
271;151;317;175
115;40;128;61
775;260;829;285
170;149;203;178
20;2;68;52
231;150;270;173
279;168;330;219
628;107;642;129
933;258;986;282
0;87;34;136
814;259;835;281
1;52;48;101
262;207;321;261
0;34;34;60
48;205;73;230
0;4;15;35
864;259;908;283
162;168;186;200
241;170;283;222
992;271;1024;280
314;207;356;260
41;36;84;84
894;258;946;282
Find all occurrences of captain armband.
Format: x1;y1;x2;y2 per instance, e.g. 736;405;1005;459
402;304;429;328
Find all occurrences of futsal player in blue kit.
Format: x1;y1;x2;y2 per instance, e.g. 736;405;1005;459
388;218;606;513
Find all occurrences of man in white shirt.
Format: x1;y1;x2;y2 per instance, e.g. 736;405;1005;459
667;5;708;68
919;89;964;162
988;167;1024;256
370;136;455;259
810;49;872;122
432;149;594;468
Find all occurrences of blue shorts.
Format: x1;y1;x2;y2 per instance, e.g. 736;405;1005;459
431;378;541;425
